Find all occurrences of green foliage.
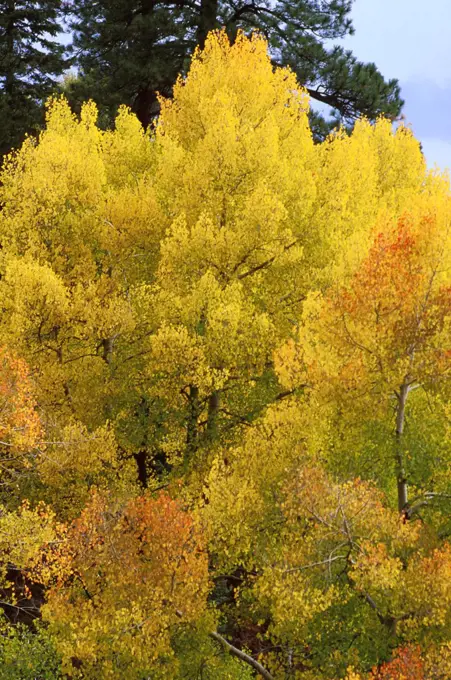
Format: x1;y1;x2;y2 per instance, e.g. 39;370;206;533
0;1;67;157
0;618;62;680
68;0;403;134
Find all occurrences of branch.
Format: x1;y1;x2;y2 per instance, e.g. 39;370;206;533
227;3;324;40
210;631;274;680
304;86;358;114
237;240;298;280
284;554;347;573
228;3;283;25
406;492;451;519
175;607;274;678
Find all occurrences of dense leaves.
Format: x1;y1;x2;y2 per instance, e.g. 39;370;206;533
37;492;209;678
0;1;66;156
0;31;449;679
67;0;403;135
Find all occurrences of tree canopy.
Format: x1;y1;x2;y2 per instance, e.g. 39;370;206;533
0;31;449;680
67;0;403;135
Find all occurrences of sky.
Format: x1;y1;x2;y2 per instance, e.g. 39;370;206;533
341;0;451;170
59;1;450;168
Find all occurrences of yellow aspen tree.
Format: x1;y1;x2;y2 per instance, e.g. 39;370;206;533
276;195;451;516
0;100;163;499
0;27;448;680
144;32;430;479
0;31;433;491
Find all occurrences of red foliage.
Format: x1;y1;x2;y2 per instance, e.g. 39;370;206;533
372;645;424;680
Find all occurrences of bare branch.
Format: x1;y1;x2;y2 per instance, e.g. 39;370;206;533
210;631;274;680
175;607;274;678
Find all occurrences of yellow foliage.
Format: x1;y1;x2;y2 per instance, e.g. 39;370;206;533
39;491;209;679
0;28;450;680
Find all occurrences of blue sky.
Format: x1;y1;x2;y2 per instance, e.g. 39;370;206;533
342;0;451;170
61;1;450;168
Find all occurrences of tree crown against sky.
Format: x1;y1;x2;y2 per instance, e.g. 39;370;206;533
66;0;404;136
0;1;405;157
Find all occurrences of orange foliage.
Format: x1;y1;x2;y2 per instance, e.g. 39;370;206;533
0;347;42;492
372;645;424;680
338;215;450;357
0;347;41;452
40;491;210;677
323;215;451;392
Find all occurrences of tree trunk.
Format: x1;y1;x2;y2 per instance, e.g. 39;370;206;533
133;397;150;488
186;385;200;455
133;87;159;130
206;391;220;440
196;0;219;49
101;337;113;365
134;449;148;488
395;382;409;513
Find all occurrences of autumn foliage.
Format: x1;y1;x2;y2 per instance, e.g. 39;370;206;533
373;646;425;679
37;492;209;678
0;30;449;680
0;348;42;492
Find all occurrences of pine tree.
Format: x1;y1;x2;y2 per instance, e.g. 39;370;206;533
69;0;403;135
67;0;192;129
0;1;67;157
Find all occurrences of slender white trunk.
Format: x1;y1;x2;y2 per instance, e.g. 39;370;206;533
395;383;409;513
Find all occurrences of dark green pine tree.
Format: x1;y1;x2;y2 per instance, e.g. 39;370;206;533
69;0;403;137
66;1;193;129
0;1;67;157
